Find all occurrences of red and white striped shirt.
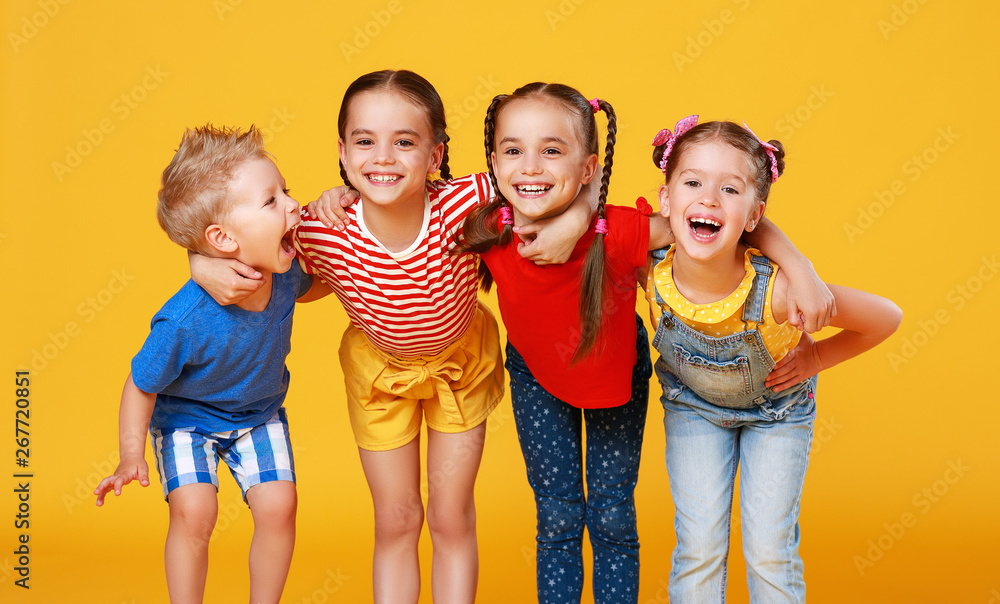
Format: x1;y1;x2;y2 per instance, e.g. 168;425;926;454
294;173;493;357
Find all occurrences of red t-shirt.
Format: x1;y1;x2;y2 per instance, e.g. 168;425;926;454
480;205;649;408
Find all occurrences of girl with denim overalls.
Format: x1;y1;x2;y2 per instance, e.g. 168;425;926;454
645;117;902;602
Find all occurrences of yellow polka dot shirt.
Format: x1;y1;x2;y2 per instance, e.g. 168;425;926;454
646;247;801;363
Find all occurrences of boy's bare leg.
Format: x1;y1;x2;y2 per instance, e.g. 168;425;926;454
359;439;423;604
426;425;485;604
246;480;297;604
165;483;218;603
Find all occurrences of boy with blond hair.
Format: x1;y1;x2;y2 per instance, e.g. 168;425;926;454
95;124;327;603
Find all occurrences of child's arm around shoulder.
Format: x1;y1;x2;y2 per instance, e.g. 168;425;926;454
293;258;333;303
746;217;836;333
94;373;155;506
513;177;598;265
766;270;903;391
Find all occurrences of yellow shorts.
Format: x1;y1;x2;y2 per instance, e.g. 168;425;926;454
339;302;505;452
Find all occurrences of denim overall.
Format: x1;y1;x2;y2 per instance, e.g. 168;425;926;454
650;247;816;603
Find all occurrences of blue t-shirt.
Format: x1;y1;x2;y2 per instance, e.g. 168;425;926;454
132;263;312;433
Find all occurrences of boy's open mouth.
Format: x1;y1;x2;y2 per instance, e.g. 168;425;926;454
688;216;722;240
281;226;296;256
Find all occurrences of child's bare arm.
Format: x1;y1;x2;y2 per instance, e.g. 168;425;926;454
648;214;673;250
95;373;155;506
189;250;263;306
304;186;359;230
295;272;334;303
515;178;598;265
766;283;902;391
745;217;835;333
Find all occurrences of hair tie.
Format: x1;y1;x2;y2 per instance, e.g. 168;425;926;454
594;218;609;235
589;98;601;113
500;205;514;225
652;114;699;174
742;121;779;183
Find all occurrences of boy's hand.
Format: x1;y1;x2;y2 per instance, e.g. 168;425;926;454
189;251;264;306
94;457;150;506
765;333;823;392
785;265;836;333
306;186;359;230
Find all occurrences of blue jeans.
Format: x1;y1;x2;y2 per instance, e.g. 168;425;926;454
506;315;652;604
661;372;817;603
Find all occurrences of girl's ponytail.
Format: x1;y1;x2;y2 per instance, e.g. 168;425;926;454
456;95;513;292
574;98;616;364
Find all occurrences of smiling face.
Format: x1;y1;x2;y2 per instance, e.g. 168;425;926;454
212;157;300;275
491;98;598;224
658;139;765;262
338;91;443;209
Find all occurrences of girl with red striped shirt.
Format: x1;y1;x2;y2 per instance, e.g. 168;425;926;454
190;70;594;604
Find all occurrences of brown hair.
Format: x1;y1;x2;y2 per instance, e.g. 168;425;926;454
652;120;786;204
336;69;451;186
157;124;269;254
460;82;617;364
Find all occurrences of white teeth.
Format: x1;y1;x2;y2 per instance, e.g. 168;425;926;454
689;217;721;227
367;174;399;183
516;184;550;193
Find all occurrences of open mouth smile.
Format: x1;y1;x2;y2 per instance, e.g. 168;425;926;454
688;216;722;241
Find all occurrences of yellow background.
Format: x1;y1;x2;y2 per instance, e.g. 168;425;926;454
3;1;998;602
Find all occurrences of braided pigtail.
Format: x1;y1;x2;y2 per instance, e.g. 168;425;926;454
438;136;453;181
339;163;351;188
573;98;616;364
455;95;513;292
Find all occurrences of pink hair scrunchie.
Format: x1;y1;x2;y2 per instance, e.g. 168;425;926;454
652;115;699;174
742;121;780;183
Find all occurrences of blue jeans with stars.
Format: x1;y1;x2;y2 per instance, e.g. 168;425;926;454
507;315;652;604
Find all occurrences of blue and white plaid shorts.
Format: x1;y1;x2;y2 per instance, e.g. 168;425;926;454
150;407;295;502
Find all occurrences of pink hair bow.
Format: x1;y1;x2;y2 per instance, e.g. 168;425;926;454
742;121;779;183
589;98;601;113
652;114;699;173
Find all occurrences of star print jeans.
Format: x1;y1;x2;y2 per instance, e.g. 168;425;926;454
507;314;652;604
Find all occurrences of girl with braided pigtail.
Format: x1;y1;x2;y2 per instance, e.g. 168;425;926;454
460;82;672;604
